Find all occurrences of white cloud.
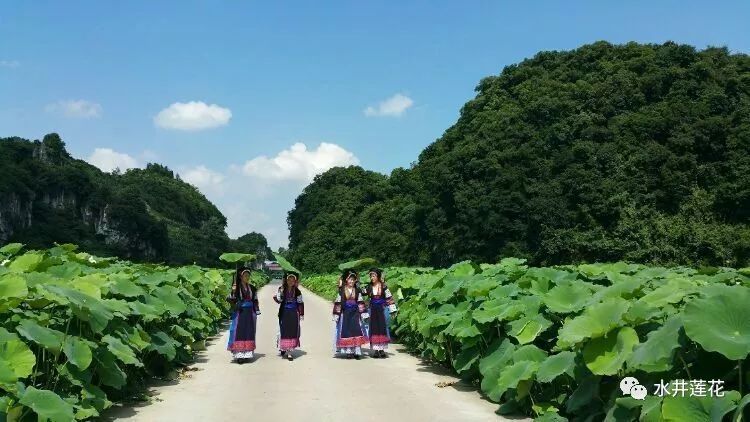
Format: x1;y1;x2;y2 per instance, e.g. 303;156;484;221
242;142;359;183
181;165;225;196
140;149;159;162
153;101;232;131
178;142;359;248
0;60;20;68
87;148;139;172
364;93;414;117
45;99;102;119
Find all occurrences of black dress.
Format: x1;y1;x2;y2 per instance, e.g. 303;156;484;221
274;286;304;351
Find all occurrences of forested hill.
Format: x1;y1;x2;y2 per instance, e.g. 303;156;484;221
0;134;272;266
288;41;750;273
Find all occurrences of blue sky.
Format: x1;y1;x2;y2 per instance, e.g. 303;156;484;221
2;1;749;248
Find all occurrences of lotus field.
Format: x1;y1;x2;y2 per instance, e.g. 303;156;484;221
0;244;265;421
302;259;750;421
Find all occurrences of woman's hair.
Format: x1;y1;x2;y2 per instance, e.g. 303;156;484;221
368;267;383;283
341;269;358;283
282;271;299;295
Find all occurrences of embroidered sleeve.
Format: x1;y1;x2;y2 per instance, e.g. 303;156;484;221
226;288;237;303
384;288;396;305
253;288;260;313
295;288;304;316
273;288;282;304
385;287;397;312
333;293;342;315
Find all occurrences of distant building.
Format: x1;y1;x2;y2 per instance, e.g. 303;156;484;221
264;261;282;271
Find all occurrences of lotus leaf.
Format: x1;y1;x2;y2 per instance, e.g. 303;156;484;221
63;336;93;370
661;391;740;421
582;327;639;375
628;316;682;372
537;351;576;383
19;387;74;422
557;298;630;348
16;320;64;352
102;335;141;367
0;274;28;300
493;361;539;400
506;314;552;344
0;243;24;255
337;257;377;271
0;339;35;379
219;252;256;263
683;286;750;360
543;282;591;314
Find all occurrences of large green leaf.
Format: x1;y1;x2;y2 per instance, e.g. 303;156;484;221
557;298;630;348
0;243;24;255
683;286;750;360
62;336;92;371
219;252;256;263
543;282;591;314
733;393;750;422
108;277;145;298
582;326;639;375
472;298;524;324
537;351;576;383
94;350;126;388
8;252;43;272
337;258;377;271
19;387;74;422
479;339;515;401
0;274;28;299
147;331;178;360
628;316;682;372
494;361;539;399
102;335;142;367
148;285;187;315
507;314;552;344
640;278;696;308
273;253;300;275
16;320;64;353
0;339;35;379
448;260;479;277
512;344;548;363
661;391;740;422
44;285;114;333
453;345;480;374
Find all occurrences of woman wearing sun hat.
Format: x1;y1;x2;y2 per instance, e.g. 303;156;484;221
226;267;260;363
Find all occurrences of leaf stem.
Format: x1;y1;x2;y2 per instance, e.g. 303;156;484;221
678;352;693;380
740;359;744;396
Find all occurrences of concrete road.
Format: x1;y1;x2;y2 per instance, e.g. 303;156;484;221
105;279;510;421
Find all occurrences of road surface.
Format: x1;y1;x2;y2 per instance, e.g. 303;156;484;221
105;279;511;421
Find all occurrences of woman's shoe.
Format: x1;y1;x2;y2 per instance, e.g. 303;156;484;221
287;353;294;361
280;351;286;358
355;354;361;360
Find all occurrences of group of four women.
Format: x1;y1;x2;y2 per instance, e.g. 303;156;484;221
226;267;397;363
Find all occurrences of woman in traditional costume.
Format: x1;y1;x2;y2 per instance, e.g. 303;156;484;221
274;271;304;361
333;269;369;359
365;268;397;358
226;267;260;363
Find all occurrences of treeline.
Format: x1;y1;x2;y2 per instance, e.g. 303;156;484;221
287;41;750;273
0;134;272;266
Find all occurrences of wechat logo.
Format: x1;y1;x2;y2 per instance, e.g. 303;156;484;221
620;377;648;400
